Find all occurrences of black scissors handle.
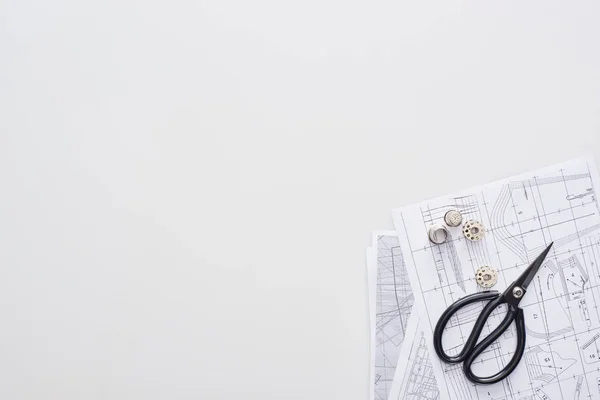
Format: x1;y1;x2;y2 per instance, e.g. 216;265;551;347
433;291;526;384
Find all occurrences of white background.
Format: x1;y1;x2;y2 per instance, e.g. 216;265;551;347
1;1;599;399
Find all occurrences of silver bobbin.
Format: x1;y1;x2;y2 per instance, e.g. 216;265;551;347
476;266;498;288
428;223;449;245
444;210;463;227
463;220;485;241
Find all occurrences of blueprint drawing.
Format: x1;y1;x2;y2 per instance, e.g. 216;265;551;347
369;232;415;400
392;157;600;400
388;313;440;400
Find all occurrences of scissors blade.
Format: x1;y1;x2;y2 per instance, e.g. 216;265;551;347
518;242;554;290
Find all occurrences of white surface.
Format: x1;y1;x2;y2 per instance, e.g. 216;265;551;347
1;1;599;399
393;158;600;400
366;248;376;400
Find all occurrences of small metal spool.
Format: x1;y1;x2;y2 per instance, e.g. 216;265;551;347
428;223;449;245
476;266;498;288
463;220;485;241
444;210;463;227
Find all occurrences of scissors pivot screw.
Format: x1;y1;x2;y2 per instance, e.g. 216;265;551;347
512;287;524;298
444;210;463;227
463;220;485;241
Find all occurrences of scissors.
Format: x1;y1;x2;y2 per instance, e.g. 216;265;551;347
433;243;554;385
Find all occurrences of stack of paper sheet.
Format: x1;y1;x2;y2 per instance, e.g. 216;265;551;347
366;157;600;400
